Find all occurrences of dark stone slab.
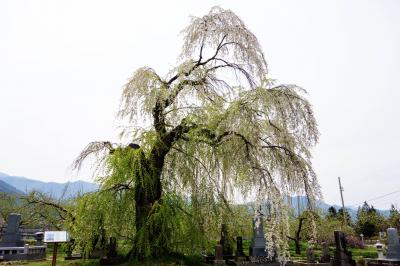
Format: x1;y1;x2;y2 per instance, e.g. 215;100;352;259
0;214;23;247
387;228;400;260
220;224;233;256
332;231;356;266
320;241;331;263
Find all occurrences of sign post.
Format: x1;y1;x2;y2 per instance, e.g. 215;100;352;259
44;231;70;266
52;242;58;266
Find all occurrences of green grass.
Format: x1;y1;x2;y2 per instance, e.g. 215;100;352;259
4;251;99;266
8;240;378;265
351;246;378;260
4;258;99;266
287;240;378;261
11;252;207;266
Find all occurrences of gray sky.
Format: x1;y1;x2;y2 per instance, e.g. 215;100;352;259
1;0;399;209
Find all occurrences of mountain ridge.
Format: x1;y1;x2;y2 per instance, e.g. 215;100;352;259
0;171;391;219
0;172;99;198
0;179;24;195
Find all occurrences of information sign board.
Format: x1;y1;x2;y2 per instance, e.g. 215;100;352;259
44;231;70;243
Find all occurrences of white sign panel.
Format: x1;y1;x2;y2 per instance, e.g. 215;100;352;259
44;231;70;243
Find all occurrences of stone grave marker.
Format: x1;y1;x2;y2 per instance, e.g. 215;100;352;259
320;241;331;263
214;244;225;266
0;213;23;247
219;224;233;256
236;236;244;257
249;208;267;257
386;228;400;260
306;246;316;263
235;236;247;263
332;231;355;266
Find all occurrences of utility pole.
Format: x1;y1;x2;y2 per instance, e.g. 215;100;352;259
297;195;301;217
338;176;346;227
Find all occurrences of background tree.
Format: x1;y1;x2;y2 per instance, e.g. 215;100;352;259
387;204;400;230
19;190;76;230
355;202;386;238
74;6;320;260
317;208;354;244
337;208;353;227
288;210;320;254
326;206;337;219
0;193;18;224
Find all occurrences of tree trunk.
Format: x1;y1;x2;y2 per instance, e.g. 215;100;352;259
295;217;304;255
129;147;167;260
295;239;301;255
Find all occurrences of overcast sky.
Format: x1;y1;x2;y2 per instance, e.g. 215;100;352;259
1;0;399;209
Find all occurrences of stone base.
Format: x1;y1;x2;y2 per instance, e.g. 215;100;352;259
236;256;247;262
64;253;83;260
0;246;46;261
214;259;226;266
293;261;331;266
365;258;400;266
387;245;400;260
333;259;356;266
250;247;267;257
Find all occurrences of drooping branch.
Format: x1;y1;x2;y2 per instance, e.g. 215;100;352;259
171;146;233;214
20;192;75;230
72;141;115;171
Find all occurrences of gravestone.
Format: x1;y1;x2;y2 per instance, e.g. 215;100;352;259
249;209;267;257
214;244;225;266
220;224;233;256
0;213;23;247
320;241;331;263
107;237;117;258
306;246;316;263
332;231;355;266
386;228;400;260
236;236;244;257
235;236;247;263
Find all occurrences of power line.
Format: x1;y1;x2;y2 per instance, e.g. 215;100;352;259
348;189;400;208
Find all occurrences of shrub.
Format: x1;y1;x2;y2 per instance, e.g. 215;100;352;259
346;235;365;249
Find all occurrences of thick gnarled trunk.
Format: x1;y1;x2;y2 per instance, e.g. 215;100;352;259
129;146;168;260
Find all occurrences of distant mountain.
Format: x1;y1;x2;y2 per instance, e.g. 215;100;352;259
0;172;99;199
288;196;390;220
0;179;24;195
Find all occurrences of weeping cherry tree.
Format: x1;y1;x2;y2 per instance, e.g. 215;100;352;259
73;6;320;260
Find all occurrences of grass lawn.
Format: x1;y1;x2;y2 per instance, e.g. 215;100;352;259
4;253;206;266
1;240;378;265
1;252;99;266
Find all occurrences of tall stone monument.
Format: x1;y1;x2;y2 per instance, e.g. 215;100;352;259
249;208;267;257
386;228;400;260
0;213;24;247
332;231;355;266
